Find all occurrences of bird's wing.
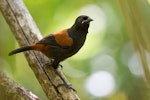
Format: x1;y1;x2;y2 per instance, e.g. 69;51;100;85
37;34;57;46
53;29;73;47
37;29;73;48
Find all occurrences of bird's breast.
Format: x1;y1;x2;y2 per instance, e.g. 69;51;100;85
69;36;86;55
66;29;87;57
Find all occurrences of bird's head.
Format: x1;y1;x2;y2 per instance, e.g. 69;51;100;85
74;15;93;30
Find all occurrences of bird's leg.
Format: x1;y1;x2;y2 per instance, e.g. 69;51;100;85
42;59;63;69
42;60;75;91
55;69;76;92
42;59;54;67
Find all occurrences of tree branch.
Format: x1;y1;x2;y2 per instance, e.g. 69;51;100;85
0;70;40;100
0;0;79;99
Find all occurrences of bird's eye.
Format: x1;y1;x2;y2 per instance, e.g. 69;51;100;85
83;16;88;20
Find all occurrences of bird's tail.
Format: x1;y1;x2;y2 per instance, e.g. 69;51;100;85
9;45;32;56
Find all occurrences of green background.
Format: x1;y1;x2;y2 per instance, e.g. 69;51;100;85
0;0;150;100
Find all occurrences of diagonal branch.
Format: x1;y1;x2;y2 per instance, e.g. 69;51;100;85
0;70;40;100
0;0;79;99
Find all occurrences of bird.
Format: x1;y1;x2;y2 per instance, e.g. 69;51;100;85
9;15;93;90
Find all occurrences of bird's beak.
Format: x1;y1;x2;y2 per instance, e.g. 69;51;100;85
87;17;93;23
82;17;93;24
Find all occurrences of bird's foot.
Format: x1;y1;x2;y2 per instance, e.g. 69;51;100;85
59;64;63;69
55;69;76;92
42;59;54;67
42;62;51;68
42;59;63;69
57;83;76;92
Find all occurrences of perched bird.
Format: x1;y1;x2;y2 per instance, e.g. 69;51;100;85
9;15;93;90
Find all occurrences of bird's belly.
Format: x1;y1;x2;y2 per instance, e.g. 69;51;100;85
62;43;84;59
50;38;86;62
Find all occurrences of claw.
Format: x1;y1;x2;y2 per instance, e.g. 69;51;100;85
57;83;76;92
42;62;52;68
59;64;63;69
55;69;76;92
42;59;55;68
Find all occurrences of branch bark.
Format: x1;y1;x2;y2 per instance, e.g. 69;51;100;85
0;70;40;100
0;0;79;99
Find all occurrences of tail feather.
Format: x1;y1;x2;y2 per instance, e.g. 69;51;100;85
9;45;32;56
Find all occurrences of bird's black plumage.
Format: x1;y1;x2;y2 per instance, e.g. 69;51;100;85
9;15;93;90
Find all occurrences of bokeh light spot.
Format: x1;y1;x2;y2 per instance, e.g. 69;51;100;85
85;71;115;97
128;52;144;76
91;54;117;72
128;50;150;76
